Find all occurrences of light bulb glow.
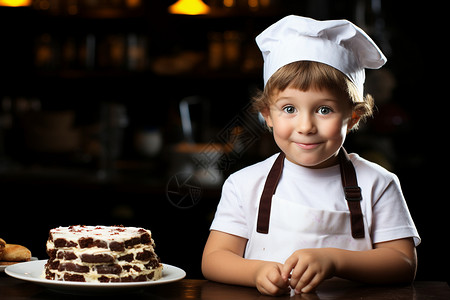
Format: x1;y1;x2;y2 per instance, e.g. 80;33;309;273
0;0;32;6
169;0;210;15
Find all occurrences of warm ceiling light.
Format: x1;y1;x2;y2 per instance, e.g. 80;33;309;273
168;0;210;15
0;0;31;6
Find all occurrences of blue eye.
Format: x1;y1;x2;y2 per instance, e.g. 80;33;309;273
317;106;332;115
283;105;296;114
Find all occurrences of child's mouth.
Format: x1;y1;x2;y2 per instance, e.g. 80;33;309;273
295;142;321;150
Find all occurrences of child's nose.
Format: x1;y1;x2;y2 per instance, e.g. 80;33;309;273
296;114;316;135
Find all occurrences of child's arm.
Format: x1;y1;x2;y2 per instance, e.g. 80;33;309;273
282;237;417;294
202;230;290;296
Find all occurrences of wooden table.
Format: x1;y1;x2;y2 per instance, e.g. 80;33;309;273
1;273;449;299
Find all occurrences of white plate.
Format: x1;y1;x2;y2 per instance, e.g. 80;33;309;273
5;260;186;295
0;257;38;272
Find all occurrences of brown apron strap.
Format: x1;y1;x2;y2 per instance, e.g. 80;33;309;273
338;148;365;239
256;148;365;239
256;152;285;234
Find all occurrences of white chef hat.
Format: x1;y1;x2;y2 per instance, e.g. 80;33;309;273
256;15;387;97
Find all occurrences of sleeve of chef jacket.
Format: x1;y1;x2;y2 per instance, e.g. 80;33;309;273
209;174;250;240
369;171;421;247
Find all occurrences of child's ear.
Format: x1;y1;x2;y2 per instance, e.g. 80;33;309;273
260;108;273;128
347;111;361;131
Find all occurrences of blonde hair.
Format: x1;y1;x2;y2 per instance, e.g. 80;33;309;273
252;61;374;129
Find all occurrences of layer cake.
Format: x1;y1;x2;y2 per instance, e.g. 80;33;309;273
44;225;163;282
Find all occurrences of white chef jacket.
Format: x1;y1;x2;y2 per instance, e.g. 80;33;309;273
210;152;420;262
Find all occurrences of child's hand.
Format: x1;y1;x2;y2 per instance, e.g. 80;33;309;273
281;249;336;294
255;262;290;296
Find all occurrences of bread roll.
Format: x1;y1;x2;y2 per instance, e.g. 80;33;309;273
0;238;5;259
1;244;31;262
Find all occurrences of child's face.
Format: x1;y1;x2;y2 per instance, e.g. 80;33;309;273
262;87;358;168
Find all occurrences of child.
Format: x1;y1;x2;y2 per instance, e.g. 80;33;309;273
201;15;420;296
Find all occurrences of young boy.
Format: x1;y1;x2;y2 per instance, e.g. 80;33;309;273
201;16;420;296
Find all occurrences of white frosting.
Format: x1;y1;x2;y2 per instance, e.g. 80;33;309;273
49;225;151;243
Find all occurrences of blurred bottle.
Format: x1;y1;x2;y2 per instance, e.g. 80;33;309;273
134;127;162;158
223;31;241;69
98;102;128;179
35;33;57;69
208;32;223;70
127;33;147;71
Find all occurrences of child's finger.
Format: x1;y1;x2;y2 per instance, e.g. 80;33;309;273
288;262;308;289
269;264;290;288
281;255;299;280
300;273;322;293
259;276;290;296
292;266;316;293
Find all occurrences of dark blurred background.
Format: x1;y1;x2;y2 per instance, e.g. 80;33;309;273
0;0;447;282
